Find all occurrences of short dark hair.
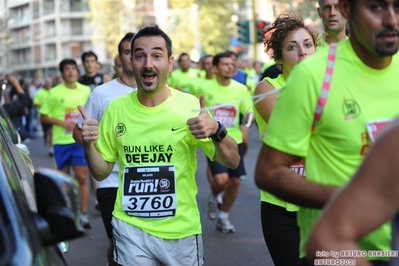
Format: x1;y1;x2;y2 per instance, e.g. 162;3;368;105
130;25;172;57
118;32;135;56
201;54;213;67
81;51;98;62
225;50;238;59
212;52;232;66
178;53;190;62
59;59;78;73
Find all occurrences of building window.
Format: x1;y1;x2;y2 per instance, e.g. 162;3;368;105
44;21;56;38
43;0;55;15
45;44;56;62
70;42;82;59
70;0;89;12
34;23;41;41
34;46;41;64
33;1;40;18
71;19;83;36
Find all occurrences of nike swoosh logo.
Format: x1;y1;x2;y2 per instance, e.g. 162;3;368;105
171;127;182;131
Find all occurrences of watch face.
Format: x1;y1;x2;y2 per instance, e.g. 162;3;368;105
213;122;227;142
220;125;227;139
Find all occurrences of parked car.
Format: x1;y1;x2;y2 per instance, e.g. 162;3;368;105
0;103;21;144
0;120;84;265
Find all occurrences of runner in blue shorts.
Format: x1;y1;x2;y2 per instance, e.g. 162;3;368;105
40;58;91;229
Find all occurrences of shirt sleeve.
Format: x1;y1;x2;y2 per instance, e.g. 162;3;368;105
95;103;118;163
39;90;55;116
240;87;253;117
264;62;321;157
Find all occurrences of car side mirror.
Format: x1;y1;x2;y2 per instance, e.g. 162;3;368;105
34;168;84;246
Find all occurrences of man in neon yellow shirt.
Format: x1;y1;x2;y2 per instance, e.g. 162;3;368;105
40;58;91;229
169;53;200;93
317;0;347;49
197;52;252;234
255;0;399;264
79;25;240;266
189;54;215;98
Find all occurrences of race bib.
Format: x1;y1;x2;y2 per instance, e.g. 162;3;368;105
122;165;176;218
290;160;305;177
213;105;237;128
64;111;80;134
366;119;392;143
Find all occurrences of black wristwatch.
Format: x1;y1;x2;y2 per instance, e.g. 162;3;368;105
210;121;227;142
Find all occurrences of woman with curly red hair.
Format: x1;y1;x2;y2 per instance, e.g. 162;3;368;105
254;13;318;266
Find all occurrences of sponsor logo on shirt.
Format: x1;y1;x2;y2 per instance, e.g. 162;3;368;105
342;98;360;120
115;122;126;137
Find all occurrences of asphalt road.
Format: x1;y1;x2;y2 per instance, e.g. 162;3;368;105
26;126;274;266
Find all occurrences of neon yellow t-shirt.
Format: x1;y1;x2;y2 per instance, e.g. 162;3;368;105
96;88;216;239
316;36;329;51
265;39;399;260
33;88;49;107
197;79;252;144
169;68;199;93
316;35;348;51
246;75;255;94
39;83;90;145
254;74;284;140
254;74;299;212
188;76;215;98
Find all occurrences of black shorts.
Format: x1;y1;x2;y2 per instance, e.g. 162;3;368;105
207;143;246;178
97;187;118;239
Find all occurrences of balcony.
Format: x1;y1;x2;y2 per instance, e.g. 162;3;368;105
7;0;30;9
8;36;32;49
60;27;93;40
44;55;57;62
44;31;57;40
42;0;55;14
10;59;32;67
8;15;31;29
60;1;90;13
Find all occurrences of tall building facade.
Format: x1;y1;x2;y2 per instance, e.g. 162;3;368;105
0;0;111;79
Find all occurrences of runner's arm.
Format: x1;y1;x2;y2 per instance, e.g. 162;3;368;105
78;105;114;181
82;141;114;181
187;95;240;169
73;124;83;145
213;135;240;169
40;114;76;131
255;144;337;209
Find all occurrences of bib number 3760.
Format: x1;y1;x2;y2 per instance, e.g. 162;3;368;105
127;195;174;210
122;165;176;218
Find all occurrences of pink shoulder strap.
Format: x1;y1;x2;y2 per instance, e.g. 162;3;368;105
312;43;338;132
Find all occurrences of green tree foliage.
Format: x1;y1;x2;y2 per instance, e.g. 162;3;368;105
87;0;272;59
166;0;196;57
196;0;236;55
277;0;321;26
167;0;245;58
87;0;126;57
